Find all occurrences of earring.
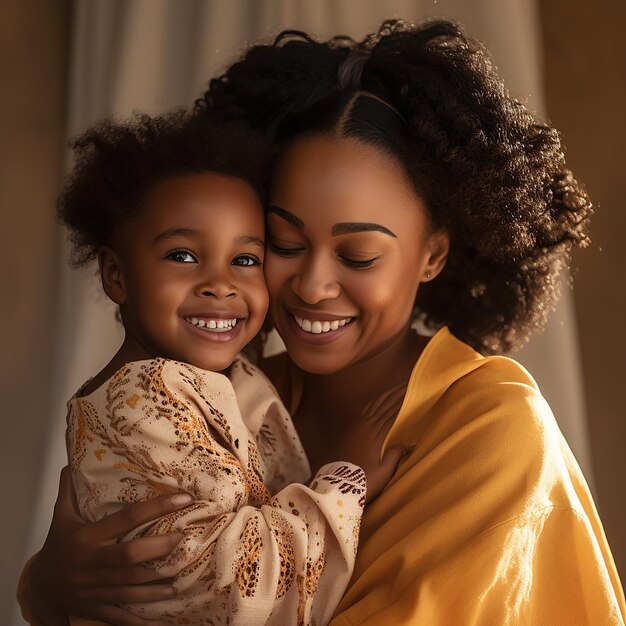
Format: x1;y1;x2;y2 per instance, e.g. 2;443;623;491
425;271;432;279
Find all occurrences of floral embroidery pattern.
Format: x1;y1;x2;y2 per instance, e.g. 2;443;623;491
67;358;364;625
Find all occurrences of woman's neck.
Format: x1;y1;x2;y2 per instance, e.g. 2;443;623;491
297;325;426;430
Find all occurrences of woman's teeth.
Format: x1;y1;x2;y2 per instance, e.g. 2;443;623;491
294;315;352;334
185;317;237;331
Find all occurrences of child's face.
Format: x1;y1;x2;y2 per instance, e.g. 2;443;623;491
105;172;268;371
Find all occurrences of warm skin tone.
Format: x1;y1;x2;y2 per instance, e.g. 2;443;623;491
27;137;449;626
85;172;269;396
266;135;449;469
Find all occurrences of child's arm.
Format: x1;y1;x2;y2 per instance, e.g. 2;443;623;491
68;359;366;626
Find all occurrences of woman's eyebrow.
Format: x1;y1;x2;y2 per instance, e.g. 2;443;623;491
267;206;396;238
332;223;397;238
268;205;304;230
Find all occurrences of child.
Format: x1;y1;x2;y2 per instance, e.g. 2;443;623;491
57;111;401;626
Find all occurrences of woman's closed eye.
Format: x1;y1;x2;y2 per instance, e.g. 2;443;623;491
340;255;379;269
166;249;196;263
268;239;304;257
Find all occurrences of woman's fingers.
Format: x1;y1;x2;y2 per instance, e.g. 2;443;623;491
362;383;407;422
378;444;409;472
80;563;175;587
380;443;415;473
75;581;177;606
80;494;193;542
372;409;400;440
366;391;408;440
86;604;172;626
94;533;184;568
51;465;84;526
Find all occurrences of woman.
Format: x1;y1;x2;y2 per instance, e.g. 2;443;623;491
21;19;625;625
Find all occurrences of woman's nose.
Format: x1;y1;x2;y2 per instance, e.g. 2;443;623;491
291;255;341;304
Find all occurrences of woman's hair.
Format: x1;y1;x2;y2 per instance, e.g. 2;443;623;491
58;111;274;267
196;19;592;355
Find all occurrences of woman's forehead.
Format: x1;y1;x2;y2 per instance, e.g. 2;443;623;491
270;135;425;225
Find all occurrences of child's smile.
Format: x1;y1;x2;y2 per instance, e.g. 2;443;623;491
183;315;244;342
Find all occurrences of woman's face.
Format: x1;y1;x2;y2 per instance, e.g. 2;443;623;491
266;135;448;375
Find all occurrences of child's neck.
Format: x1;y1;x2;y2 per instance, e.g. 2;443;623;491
78;334;156;397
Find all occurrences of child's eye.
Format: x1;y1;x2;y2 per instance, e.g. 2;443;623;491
232;254;261;267
166;250;196;263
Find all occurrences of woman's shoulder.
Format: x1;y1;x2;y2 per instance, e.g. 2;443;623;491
387;329;588;523
411;327;545;417
416;327;539;391
391;327;559;465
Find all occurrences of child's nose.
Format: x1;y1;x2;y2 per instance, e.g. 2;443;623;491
195;275;237;299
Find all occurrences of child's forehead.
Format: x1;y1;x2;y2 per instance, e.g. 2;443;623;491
145;171;261;203
139;173;261;217
124;172;266;242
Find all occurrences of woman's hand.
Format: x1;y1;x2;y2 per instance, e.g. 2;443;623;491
331;384;413;503
27;466;193;626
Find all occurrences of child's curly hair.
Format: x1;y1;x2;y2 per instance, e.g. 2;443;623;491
58;111;274;267
196;19;592;355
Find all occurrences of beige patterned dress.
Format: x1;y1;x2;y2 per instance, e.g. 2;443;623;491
67;357;365;626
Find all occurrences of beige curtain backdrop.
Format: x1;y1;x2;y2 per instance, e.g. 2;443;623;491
6;1;607;624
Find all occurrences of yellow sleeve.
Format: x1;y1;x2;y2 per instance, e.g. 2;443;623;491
333;506;624;625
332;351;625;625
68;359;365;626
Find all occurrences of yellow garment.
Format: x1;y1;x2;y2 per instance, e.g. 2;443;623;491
65;357;364;626
266;327;626;625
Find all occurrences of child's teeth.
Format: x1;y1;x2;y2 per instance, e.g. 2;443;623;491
185;317;238;331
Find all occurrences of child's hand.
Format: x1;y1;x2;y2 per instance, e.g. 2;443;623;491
331;384;412;503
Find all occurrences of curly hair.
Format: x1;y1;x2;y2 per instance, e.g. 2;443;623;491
58;111;274;267
196;19;592;355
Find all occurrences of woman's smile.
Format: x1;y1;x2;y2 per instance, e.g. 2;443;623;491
286;308;356;344
293;314;353;334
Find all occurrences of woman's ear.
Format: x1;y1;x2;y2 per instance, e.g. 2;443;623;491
99;246;126;304
422;230;449;282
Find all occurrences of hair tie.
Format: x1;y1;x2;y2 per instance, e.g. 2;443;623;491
337;49;369;89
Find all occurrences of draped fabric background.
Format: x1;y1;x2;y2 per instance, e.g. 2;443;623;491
3;1;624;624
